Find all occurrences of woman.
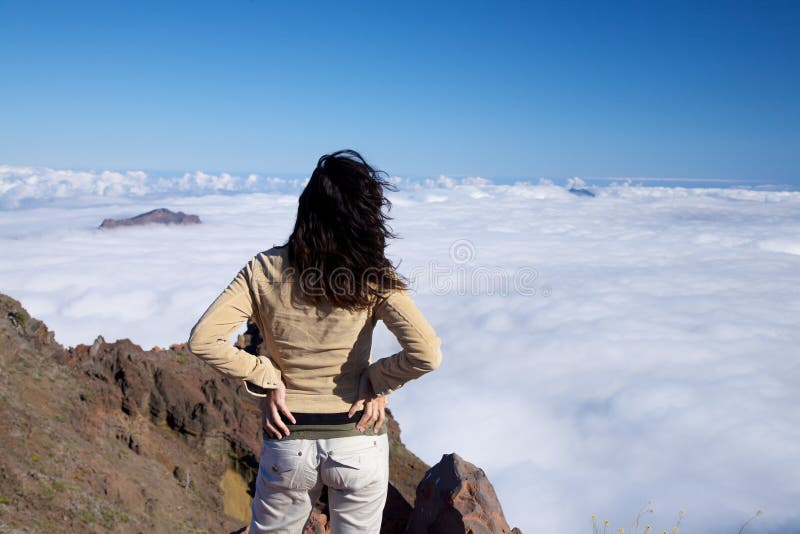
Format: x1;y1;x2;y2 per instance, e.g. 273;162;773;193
187;150;443;534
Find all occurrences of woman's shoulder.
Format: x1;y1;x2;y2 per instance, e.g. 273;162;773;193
367;275;410;305
249;244;291;281
253;244;288;260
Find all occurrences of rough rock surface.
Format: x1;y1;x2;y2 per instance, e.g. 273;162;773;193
406;453;522;534
0;292;251;533
99;208;201;228
0;292;516;533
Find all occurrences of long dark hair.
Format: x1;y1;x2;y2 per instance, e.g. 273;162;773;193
286;149;407;310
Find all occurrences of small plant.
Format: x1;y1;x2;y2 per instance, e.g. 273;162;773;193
41;484;56;498
30;518;55;531
78;510;96;524
591;515;611;534
590;502;665;534
100;506;130;528
631;501;655;533
593;505;764;533
738;509;764;534
31;453;41;463
0;496;9;505
8;309;30;328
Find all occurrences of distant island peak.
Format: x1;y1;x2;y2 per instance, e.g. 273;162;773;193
99;208;201;229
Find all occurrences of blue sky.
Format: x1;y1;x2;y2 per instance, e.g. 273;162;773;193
1;0;798;186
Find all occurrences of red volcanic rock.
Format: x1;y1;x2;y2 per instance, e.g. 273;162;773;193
0;293;247;532
2;293;519;533
99;208;201;228
406;453;521;534
303;509;330;534
0;292;438;533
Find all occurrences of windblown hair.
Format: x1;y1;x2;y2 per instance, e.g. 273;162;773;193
286;150;407;310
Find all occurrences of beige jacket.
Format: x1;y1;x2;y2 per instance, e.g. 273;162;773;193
187;245;443;413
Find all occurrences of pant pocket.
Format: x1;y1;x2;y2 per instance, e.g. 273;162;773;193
321;438;381;491
258;440;310;490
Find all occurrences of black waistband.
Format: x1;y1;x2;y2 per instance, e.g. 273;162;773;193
279;410;364;426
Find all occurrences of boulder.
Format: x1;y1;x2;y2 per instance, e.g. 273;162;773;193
406;453;521;534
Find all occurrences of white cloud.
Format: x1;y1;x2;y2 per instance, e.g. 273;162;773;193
0;165;306;208
566;176;587;189
1;169;799;533
759;239;800;256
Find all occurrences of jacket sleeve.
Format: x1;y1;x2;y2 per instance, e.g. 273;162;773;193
367;288;443;397
187;260;281;397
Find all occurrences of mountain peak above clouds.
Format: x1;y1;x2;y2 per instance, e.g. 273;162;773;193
99;208;202;229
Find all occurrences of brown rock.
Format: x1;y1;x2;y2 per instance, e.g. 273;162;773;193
406;453;520;534
0;292;252;533
303;509;330;534
99;208;201;229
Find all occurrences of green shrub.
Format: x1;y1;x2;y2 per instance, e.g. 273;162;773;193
78;510;96;524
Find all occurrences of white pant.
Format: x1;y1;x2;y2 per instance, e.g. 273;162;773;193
248;432;389;534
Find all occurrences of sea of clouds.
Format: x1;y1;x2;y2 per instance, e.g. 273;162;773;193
1;165;799;533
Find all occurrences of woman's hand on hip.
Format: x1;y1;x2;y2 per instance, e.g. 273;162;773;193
348;371;389;433
260;379;296;440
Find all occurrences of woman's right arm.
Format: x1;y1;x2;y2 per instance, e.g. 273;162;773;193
366;288;443;396
187;260;282;396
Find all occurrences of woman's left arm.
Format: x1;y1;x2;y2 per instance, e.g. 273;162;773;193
187;259;282;396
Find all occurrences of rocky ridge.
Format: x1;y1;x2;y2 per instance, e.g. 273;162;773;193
0;292;518;533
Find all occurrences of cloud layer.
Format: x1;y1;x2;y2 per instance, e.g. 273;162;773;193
0;164;309;208
1;169;798;533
